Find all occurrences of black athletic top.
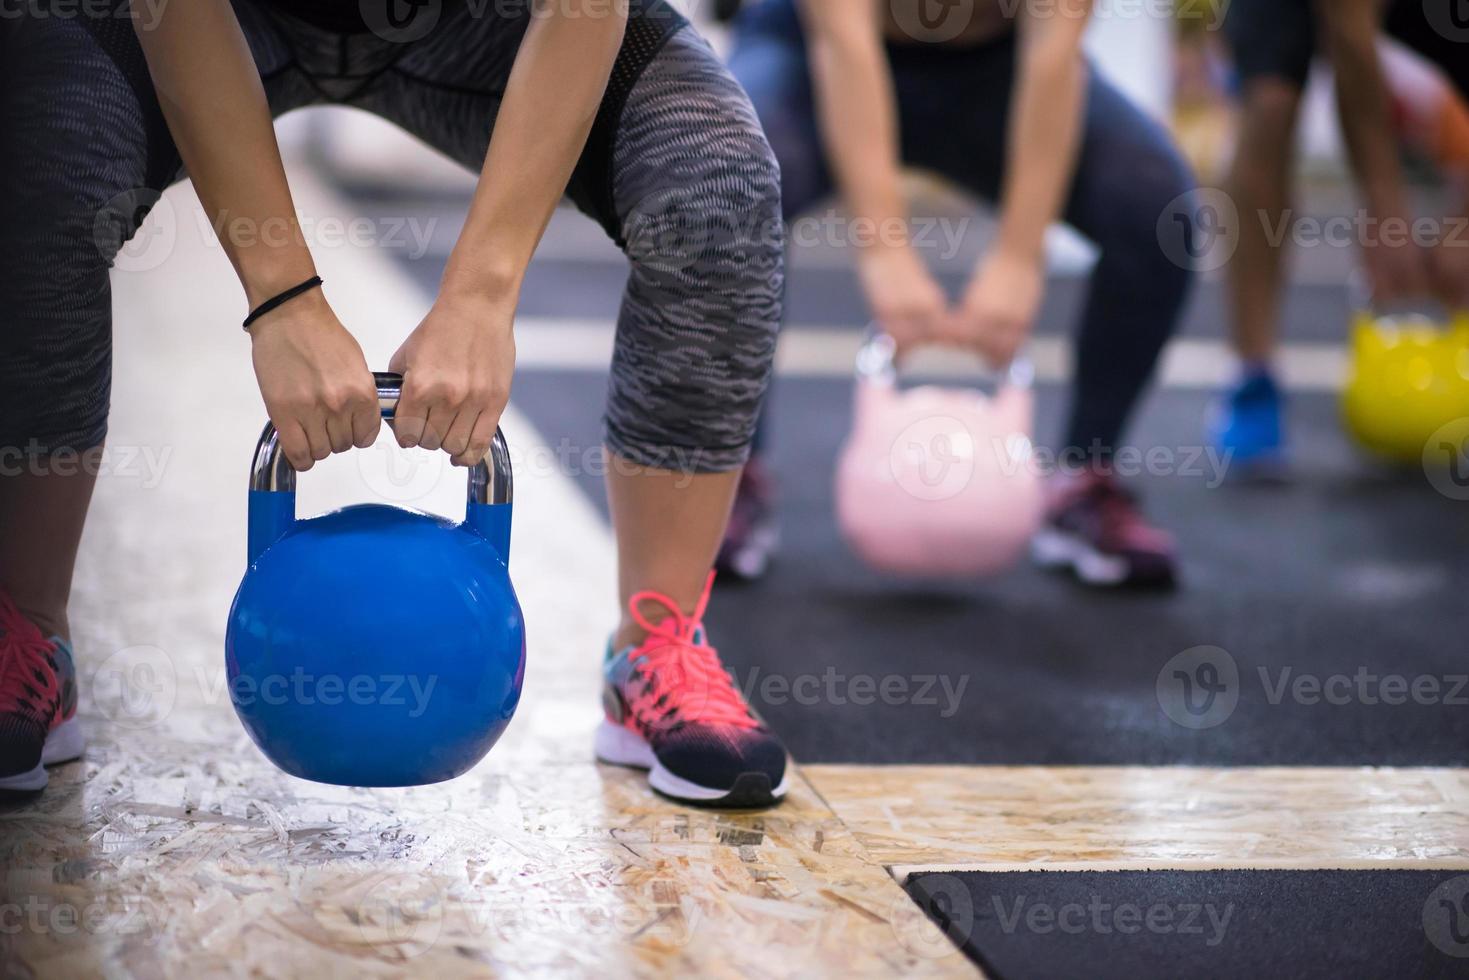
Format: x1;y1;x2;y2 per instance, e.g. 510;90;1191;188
736;0;1015;48
259;0;464;35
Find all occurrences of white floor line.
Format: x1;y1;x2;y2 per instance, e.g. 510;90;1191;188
512;316;1349;392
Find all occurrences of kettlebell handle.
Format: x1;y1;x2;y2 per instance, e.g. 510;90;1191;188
1347;269;1461;327
249;372;513;505
246;372;514;564
854;328;1034;389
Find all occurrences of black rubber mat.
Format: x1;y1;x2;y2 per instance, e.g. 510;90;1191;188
710;382;1469;766
904;869;1469;979
506;364;1469;766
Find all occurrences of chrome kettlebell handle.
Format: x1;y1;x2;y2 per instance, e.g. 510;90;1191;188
249;372;513;506
854;327;1034;389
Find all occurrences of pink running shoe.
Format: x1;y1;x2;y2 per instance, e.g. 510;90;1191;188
596;574;788;807
0;591;82;796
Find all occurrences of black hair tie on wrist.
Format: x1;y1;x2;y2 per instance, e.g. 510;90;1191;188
242;276;324;331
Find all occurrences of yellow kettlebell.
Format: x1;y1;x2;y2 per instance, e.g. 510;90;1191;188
1340;309;1469;463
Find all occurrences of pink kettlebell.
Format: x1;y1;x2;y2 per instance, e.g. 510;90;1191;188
835;332;1043;577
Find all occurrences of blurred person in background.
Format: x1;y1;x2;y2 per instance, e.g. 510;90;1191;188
719;0;1197;589
0;0;791;806
1213;0;1469;472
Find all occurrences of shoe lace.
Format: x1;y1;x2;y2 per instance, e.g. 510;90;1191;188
624;573;757;731
0;590;60;719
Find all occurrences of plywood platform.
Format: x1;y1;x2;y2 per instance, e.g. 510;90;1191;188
804;765;1469;877
5;734;966;977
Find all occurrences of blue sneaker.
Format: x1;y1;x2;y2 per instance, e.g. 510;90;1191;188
1208;368;1287;478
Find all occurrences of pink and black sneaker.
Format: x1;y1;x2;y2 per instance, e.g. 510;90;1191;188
1032;470;1179;590
0;591;82;796
595;574;789;807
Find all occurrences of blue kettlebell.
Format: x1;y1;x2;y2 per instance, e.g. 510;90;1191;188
225;372;525;787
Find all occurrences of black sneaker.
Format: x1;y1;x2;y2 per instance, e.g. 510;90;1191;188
1032;470;1179;589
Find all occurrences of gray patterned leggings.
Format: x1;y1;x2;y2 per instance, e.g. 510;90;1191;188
0;1;784;473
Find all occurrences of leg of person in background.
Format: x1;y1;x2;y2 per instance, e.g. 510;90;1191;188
1209;0;1316;473
1038;74;1197;588
715;406;780;581
717;8;835;581
1380;0;1469;309
1224;79;1303;367
1211;76;1302;473
890;39;1195;589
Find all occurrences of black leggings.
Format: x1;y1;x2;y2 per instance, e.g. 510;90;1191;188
0;1;784;473
729;4;1198;458
1227;0;1469;95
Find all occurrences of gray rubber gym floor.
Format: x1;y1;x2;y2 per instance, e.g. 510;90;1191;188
346;180;1467;770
